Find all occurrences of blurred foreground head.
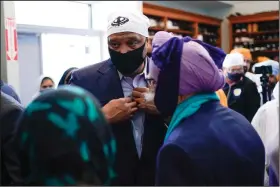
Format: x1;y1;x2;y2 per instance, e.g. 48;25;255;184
17;86;116;185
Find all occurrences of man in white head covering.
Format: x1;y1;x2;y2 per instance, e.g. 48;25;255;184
70;11;166;185
222;53;260;122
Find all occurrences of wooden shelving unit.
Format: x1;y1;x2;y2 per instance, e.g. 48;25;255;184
143;3;222;48
228;11;279;61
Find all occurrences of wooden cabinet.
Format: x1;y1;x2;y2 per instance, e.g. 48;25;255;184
228;11;279;61
143;3;222;47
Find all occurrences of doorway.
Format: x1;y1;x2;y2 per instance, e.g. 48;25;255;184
41;33;101;85
17;33;42;106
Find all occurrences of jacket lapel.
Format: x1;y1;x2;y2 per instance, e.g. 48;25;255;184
96;59;124;106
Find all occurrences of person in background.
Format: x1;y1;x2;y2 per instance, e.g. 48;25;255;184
251;82;279;185
268;135;279;186
230;48;253;72
58;67;78;86
146;36;153;57
150;31;265;186
216;89;228;107
223;53;260;122
0;92;23;185
32;75;55;100
257;56;270;63
252;59;279;91
70;11;166;185
1;80;21;103
16;86;116;185
230;48;263;95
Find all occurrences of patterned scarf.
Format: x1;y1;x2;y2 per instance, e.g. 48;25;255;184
16;86;116;185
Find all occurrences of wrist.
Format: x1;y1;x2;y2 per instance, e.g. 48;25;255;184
102;107;113;124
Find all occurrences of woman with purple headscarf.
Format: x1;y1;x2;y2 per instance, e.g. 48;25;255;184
150;31;265;186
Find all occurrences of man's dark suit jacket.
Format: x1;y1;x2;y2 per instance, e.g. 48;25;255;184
71;59;166;185
0;92;23;185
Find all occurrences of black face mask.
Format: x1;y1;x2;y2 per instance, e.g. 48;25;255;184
109;44;146;76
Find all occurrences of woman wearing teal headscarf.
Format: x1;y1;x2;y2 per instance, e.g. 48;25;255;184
16;86;116;185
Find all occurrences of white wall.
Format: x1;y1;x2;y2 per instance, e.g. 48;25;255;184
230;1;279;15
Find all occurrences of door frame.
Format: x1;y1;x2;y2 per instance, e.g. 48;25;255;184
17;24;105;60
17;32;44;75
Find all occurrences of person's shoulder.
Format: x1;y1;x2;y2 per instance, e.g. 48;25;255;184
73;59;111;77
0;92;23;118
1;82;14;93
243;76;257;86
159;142;187;158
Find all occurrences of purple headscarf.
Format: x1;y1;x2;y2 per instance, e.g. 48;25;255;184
151;31;225;116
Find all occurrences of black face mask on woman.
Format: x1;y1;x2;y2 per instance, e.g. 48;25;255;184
109;43;146;76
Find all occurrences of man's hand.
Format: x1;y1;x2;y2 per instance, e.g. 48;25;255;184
102;98;138;124
132;87;160;115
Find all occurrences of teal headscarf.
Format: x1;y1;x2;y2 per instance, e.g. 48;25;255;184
165;93;219;141
17;86;116;185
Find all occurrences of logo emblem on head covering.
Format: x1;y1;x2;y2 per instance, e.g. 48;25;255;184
111;16;129;27
233;88;242;97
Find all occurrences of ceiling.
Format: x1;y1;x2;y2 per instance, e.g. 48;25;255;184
178;1;233;10
145;1;234;16
218;1;246;5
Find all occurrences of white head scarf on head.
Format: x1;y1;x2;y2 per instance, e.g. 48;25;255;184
107;11;150;37
32;75;55;100
222;53;245;69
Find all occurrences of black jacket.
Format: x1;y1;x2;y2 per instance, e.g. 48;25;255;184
71;59;167;185
0;92;23;185
223;76;260;122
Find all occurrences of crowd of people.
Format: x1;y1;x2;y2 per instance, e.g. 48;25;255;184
1;10;279;186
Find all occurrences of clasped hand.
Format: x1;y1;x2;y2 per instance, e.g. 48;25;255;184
132;87;159;115
102;87;159;124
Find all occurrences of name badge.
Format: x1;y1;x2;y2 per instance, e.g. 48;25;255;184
233;88;242;97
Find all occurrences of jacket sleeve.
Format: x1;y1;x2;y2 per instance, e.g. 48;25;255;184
1;107;23;185
156;144;191;186
245;82;260;122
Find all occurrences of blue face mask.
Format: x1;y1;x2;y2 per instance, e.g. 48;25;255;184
227;73;243;82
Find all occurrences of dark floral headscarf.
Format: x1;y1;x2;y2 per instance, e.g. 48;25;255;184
16;86;116;186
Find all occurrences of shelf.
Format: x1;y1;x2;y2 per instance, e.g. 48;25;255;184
234;39;279;44
251;50;279;53
149;27;164;31
228;11;279;23
143;2;222;48
233;30;279;36
228;11;279;59
166;29;193;35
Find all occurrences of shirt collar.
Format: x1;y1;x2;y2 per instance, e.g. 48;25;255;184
117;57;149;80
